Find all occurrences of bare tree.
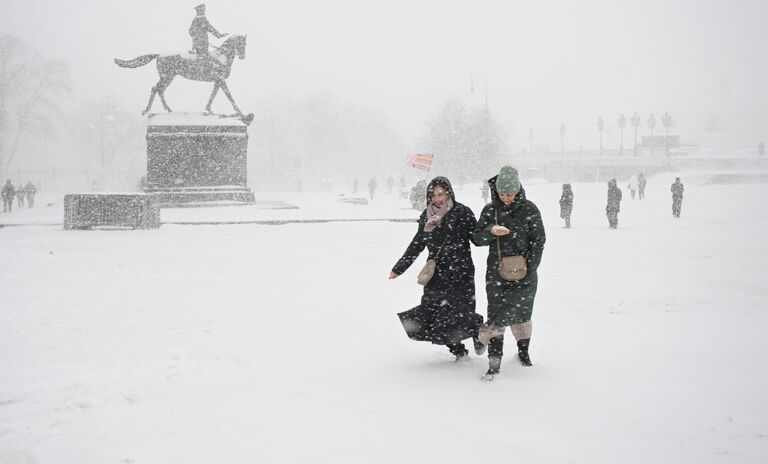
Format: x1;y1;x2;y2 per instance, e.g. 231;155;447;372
424;96;505;179
67;98;146;189
0;34;70;178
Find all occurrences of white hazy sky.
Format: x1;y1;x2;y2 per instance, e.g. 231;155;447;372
2;0;767;149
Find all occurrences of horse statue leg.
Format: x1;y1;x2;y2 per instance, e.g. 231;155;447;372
142;86;158;116
205;81;221;114
218;79;243;116
156;75;175;113
143;75;175;115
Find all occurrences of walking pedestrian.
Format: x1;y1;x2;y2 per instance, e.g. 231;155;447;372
390;177;484;360
559;183;573;228
606;179;622;229
24;181;37;208
671;177;684;218
15;184;25;208
1;180;15;213
368;177;378;200
472;166;546;381
627;174;639;200
638;173;647;200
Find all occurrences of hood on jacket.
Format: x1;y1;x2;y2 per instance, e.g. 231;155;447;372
426;176;456;204
487;174;527;206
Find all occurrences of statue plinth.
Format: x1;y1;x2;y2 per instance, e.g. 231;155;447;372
145;113;255;206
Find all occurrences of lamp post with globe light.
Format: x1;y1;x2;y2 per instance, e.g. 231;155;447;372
631;111;641;156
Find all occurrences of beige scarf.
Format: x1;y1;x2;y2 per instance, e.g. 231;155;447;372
424;198;453;232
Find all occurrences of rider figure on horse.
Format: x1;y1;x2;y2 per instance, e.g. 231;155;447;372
189;4;228;69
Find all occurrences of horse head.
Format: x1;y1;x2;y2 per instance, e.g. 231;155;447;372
222;34;247;60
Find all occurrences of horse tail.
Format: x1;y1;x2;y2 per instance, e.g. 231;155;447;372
114;54;158;68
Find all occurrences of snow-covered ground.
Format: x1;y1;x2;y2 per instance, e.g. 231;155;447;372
1;172;767;463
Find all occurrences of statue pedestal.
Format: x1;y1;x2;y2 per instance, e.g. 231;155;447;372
145;113;255;206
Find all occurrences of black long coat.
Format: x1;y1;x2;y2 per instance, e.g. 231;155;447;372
559;188;573;218
606;184;622;212
472;178;546;326
392;177;481;345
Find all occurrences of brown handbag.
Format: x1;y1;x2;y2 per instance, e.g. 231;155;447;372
495;211;527;282
417;236;448;286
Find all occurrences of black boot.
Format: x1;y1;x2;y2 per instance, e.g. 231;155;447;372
517;339;532;366
473;336;486;356
482;357;502;381
447;343;469;361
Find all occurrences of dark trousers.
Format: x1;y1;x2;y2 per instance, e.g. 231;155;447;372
672;197;682;217
607;210;619;228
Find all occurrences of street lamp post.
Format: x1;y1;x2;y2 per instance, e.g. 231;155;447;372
618;114;626;156
528;128;534;160
647;113;657;156
661;111;672;157
631;111;641;156
470;73;489;173
560;122;566;158
597;116;604;156
470;74;488;112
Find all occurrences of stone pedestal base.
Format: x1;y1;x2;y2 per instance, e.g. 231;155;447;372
148;186;255;207
64;193;160;230
146;113;255;206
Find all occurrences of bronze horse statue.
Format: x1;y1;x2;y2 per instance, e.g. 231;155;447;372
115;35;248;117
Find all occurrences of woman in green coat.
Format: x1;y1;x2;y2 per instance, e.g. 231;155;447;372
473;166;546;380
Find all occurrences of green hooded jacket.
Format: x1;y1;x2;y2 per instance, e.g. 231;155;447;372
472;176;546;325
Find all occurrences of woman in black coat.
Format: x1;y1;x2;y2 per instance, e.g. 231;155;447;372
389;177;483;359
559;183;573;228
606;178;622;229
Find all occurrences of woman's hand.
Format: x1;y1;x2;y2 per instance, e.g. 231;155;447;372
389;272;399;279
491;225;510;236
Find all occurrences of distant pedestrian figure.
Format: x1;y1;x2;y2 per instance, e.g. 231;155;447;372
399;174;407;190
671;177;684;218
16;184;25;208
410;180;428;210
638;172;647;200
386;175;394;194
1;179;15;212
352;178;358;194
627;174;639;200
606;179;622;229
368;177;378;200
559;183;573;228
760;142;765;157
24;181;37;208
480;180;490;204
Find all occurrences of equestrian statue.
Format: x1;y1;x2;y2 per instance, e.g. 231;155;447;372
115;4;252;123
